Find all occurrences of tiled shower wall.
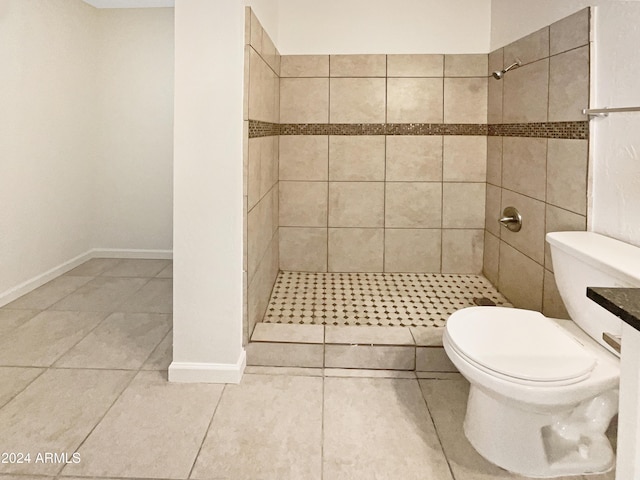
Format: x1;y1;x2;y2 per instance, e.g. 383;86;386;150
482;8;590;317
278;54;488;273
244;9;280;343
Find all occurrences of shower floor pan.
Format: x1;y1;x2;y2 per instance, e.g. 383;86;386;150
248;271;511;372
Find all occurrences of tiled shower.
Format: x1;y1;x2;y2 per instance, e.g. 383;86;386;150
243;7;590;352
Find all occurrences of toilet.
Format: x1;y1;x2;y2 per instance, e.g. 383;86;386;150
444;231;640;478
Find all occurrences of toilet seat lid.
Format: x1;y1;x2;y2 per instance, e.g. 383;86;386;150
446;307;597;383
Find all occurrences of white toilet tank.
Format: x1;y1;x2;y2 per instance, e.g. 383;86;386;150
546;231;640;356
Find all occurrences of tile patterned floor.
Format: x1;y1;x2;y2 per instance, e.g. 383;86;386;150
264;271;512;327
0;259;614;480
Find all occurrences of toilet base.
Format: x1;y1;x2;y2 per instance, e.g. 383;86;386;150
463;384;618;478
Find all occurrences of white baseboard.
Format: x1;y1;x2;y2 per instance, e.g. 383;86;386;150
0;248;173;308
168;350;246;384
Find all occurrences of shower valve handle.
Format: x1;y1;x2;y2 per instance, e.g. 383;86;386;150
499;207;522;232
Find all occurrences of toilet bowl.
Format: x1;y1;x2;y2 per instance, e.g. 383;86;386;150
443;231;640;478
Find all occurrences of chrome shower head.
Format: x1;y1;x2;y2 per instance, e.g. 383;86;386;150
491;60;522;80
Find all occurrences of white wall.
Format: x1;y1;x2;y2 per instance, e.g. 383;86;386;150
0;0;98;299
275;0;491;54
94;8;174;251
170;0;245;383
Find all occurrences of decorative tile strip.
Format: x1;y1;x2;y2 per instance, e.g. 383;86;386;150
250;120;588;139
488;121;589;140
248;120;280;138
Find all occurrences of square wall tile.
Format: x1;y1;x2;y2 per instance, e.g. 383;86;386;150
502;137;547;201
547;139;588;215
550;8;590;55
384;229;441;273
483;231;500;286
504;27;550;65
279;181;327;227
259;136;278;198
328;182;384;227
281;55;329;77
330;78;386;123
387;54;443;77
444;78;487;123
487;49;504;124
499;242;544;311
442;183;485;229
328;228;384;272
485;183;502;237
329;136;385;181
279;136;328;181
486;135;503;186
386;136;443;182
248;9;263;53
544;204;586;271
543;269;570;319
503;59;549;123
261;30;279;75
247;136;260;209
442;229;484;274
329;54;386;77
248;48;278;123
387;78;443;123
548;46;589;122
501;189;546;265
280;78;329;123
443;136;487;182
279;227;327;272
385;182;442;228
248;192;274;280
444;54;488;77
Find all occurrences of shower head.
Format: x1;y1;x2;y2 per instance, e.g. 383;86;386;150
491;59;522;80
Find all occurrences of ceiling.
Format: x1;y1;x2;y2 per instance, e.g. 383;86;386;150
82;0;174;8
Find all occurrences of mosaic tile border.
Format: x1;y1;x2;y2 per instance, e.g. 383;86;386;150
249;120;589;140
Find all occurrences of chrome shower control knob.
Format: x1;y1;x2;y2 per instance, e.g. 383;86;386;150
499;206;522;232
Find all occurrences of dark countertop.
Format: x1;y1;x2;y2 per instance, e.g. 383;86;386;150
587;287;640;332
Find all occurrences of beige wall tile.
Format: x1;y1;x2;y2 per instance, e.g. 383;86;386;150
248;190;275;281
486;136;502;186
543;269;570;319
385;182;442;228
442;229;484;274
246;342;324;367
442;183;485;229
443;136;487;182
328;228;384;272
329;136;385;181
279;136;328;181
279;227;327;272
248;137;262;208
249;9;263;54
387;78;443;123
503;59;549;123
483;231;500;286
500;189;546;264
248;48;278;123
548;46;589;122
504;27;550;65
279;181;327;227
502;137;547;201
386;136;443;181
281;55;329;77
444;54;488;77
487;49;504;123
485;183;502;237
498;242;544;311
252;323;324;344
444;78;487;123
325;325;414;345
550;8;590;55
329;182;384;227
416;347;458;371
261;30;279;75
544;204;586;271
280;78;328;123
259;136;278;198
410;327;444;347
384;229;441;273
387;54;443;77
330;78;386;123
324;345;415;370
547;139;588;215
330;54;386;77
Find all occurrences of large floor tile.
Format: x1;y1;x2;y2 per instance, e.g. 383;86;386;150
5;276;93;310
323;377;453;480
0;369;133;475
156;262;173;278
0;311;106;367
50;277;148;312
0;367;43;408
61;371;223;480
64;258;123;276
100;259;171;278
191;374;323;480
141;329;173;371
54;313;172;370
117;279;172;314
0;309;39;337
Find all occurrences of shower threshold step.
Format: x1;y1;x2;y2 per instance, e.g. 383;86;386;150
246;323;458;373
